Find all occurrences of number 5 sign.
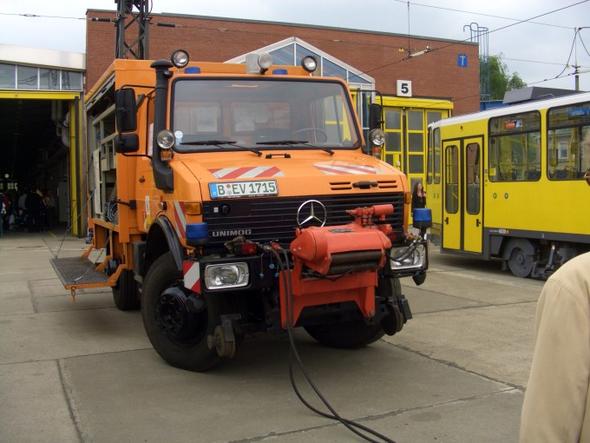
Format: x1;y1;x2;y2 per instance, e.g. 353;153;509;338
396;80;412;97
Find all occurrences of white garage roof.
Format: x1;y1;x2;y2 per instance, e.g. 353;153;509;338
0;44;85;71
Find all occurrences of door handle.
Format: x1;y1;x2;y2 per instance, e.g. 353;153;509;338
444;217;449;224
476;219;481;227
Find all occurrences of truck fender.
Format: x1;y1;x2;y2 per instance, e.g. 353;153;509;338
143;217;184;275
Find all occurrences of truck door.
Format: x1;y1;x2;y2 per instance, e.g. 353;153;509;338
463;138;483;253
442;141;460;250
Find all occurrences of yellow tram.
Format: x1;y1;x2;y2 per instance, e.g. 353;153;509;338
427;92;590;277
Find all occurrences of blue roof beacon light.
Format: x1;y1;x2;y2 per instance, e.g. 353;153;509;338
412;208;432;231
186;222;208;246
184;67;201;74
272;69;288;75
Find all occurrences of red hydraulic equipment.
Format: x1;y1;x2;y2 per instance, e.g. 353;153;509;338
279;204;394;328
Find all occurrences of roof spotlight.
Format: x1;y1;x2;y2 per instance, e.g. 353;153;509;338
171;49;190;68
301;56;318;73
257;53;273;72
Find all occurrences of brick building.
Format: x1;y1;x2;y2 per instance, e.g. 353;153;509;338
85;10;479;115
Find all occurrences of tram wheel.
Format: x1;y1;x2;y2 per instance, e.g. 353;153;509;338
506;239;535;278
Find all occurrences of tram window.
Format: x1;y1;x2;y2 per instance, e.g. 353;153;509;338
489;112;541;182
466;143;480;215
409;133;423;152
547;102;590;180
445;145;459;214
433;128;441;184
386;132;401;151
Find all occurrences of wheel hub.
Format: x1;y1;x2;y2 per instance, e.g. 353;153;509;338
156;286;204;340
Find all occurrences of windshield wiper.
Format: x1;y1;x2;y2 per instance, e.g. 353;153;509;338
179;140;261;156
255;140;334;155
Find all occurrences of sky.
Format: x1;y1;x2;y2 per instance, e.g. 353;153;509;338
0;0;589;91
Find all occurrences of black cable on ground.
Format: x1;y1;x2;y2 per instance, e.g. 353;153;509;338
269;247;395;443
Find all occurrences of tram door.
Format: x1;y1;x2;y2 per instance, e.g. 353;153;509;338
442;137;483;252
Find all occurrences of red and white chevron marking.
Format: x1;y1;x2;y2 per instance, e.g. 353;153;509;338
172;201;187;238
183;260;201;293
314;161;387;176
209;166;283;179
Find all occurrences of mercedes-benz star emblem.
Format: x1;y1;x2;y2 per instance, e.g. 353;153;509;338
296;200;327;227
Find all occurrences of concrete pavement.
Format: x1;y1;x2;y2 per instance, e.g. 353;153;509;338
0;231;543;442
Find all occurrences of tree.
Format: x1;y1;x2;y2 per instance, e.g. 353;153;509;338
480;54;526;100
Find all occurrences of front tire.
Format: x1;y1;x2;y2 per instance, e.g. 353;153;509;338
141;252;220;371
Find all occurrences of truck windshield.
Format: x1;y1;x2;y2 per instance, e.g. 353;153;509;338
172;78;360;152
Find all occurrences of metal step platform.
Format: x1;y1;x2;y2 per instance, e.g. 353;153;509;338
50;256;110;289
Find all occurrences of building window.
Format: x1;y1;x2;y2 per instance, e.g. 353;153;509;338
17;66;38;89
270;45;295;66
348;72;371;84
61;71;83;90
39;68;60;90
0;63;15;88
323;59;346;80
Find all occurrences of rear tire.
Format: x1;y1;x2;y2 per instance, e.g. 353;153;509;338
141;252;220;371
112;269;140;311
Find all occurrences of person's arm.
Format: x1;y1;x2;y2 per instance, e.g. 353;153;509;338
520;278;590;442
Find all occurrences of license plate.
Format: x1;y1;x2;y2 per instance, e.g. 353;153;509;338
209;180;278;199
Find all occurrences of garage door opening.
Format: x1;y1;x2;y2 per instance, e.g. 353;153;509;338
0;94;81;237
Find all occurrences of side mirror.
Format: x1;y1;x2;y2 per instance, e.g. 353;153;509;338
115;88;137;133
369;103;383;130
115;133;139;154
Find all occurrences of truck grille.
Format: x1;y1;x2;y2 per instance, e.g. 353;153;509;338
203;192;405;250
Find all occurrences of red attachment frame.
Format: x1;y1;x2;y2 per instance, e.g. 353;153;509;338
280;204;394;328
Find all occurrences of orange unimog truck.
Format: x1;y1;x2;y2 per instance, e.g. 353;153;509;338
51;50;430;371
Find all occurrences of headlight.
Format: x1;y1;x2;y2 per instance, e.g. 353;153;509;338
301;56;318;73
171;49;190;68
369;128;386;146
204;263;249;290
390;243;426;271
157;130;175;150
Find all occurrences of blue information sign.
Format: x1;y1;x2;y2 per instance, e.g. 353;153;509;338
457;54;468;68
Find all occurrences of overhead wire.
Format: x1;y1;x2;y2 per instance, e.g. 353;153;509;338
579;30;590;57
391;0;574;30
365;0;590;74
546;28;579;82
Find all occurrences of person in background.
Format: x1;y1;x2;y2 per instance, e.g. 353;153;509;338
25;188;43;232
520;252;590;442
0;192;6;237
42;189;56;229
411;181;426;213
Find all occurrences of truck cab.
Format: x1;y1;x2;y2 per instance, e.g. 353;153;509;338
52;51;430;371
